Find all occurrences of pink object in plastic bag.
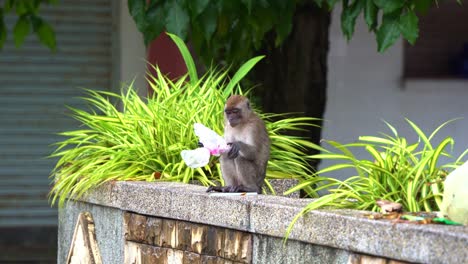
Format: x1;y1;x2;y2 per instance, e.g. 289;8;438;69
181;123;230;168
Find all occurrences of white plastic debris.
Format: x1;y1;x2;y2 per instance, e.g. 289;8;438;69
440;160;468;225
193;123;229;156
181;123;230;168
181;148;211;169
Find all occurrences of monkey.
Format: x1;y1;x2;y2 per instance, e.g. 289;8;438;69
207;95;270;194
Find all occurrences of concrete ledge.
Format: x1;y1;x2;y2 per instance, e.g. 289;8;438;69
73;181;468;264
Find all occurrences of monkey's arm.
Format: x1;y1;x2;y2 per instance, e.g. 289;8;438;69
227;141;256;160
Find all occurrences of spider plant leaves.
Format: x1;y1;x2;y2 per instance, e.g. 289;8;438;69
428;118;461;141
49;45;320;207
406;118;432;150
286;119;465;239
359;136;395;146
167;33;198;85
429;137;454;176
223;55;265;97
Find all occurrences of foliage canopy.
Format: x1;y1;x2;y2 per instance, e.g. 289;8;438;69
128;0;461;66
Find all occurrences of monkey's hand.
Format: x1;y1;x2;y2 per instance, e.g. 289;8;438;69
227;142;240;159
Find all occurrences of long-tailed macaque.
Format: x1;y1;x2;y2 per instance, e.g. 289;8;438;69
207;95;270;193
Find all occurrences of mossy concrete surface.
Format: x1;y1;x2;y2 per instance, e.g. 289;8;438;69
58;181;468;264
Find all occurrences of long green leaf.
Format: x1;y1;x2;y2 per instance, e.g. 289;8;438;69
223;56;264;97
428;118;461;141
428;137;454;174
167;33;198;85
406;118;432;150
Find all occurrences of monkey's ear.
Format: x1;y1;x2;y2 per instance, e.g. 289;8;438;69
246;101;251;109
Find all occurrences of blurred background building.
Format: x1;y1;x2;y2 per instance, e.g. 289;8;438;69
0;0;145;262
323;1;468;180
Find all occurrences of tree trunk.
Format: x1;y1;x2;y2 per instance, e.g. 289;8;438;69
254;3;330;169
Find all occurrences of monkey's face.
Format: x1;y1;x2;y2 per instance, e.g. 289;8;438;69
224;107;242;127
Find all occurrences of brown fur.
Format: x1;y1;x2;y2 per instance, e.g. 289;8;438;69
217;95;270;193
225;95;246;109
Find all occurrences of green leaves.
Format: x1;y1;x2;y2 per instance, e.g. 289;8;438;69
376;8;419;52
188;0;210;17
167;33;198;85
127;0;448;62
399;10;418;45
128;0;147;32
364;0;377;30
49;37;320;206
341;0;364;40
0;8;6;49
224;56;264;97
128;0;297;66
14;15;30;47
1;0;57;51
4;0;14;13
376;13;400;52
165;1;189;39
273;1;295;47
128;0;191;45
284;118;465;236
373;0;405;14
414;0;433;14
129;0;158;45
31;15;56;51
337;0;431;52
144;4;166;45
288;119;466;217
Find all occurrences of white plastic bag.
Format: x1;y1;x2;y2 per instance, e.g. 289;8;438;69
181;123;230;168
181;148;211;168
193;123;229;156
440;160;468;225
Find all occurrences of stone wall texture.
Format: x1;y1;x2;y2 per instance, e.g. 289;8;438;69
124;212;251;263
57;182;468;264
122;212;411;264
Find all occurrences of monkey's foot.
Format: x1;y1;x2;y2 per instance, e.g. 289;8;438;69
206;185;253;193
206;186;223;192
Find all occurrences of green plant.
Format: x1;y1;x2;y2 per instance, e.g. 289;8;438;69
285;118;467;237
128;0;453;65
1;0;58;51
49;33;319;207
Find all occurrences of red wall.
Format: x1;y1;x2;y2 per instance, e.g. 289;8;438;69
146;32;187;82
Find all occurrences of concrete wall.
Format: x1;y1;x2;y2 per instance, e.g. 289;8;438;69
58;182;468;264
323;8;468;180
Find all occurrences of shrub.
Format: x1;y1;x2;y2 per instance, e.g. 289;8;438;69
285;118;467;237
49;34;319;207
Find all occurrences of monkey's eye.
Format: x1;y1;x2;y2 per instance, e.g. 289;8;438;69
225;108;240;115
